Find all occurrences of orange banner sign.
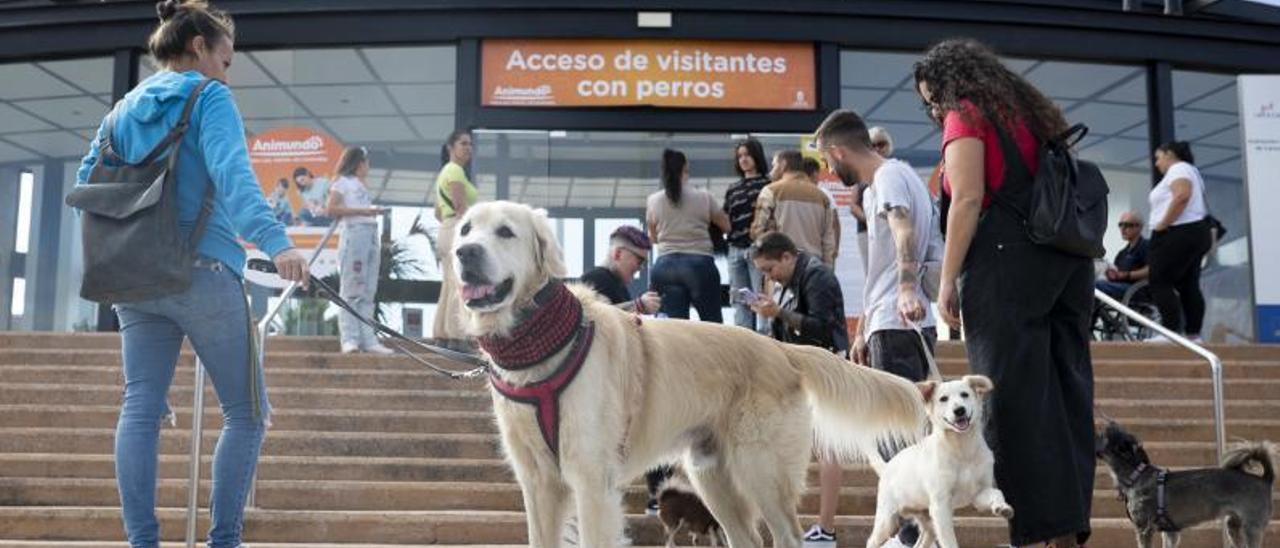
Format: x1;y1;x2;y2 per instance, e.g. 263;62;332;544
481;39;816;110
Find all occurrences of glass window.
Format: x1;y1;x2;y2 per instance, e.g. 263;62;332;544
0;56;113;331
144;46;458;333
1173;70;1254;342
840;51;1152;259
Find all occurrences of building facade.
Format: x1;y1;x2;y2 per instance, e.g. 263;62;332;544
0;0;1276;341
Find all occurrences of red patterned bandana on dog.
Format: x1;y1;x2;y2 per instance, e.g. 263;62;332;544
477;282;582;370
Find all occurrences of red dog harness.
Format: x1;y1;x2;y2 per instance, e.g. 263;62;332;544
479;282;594;460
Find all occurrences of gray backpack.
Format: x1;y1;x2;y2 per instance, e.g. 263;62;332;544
65;79;215;304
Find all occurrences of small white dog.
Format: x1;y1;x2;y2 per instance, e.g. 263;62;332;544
865;375;1014;548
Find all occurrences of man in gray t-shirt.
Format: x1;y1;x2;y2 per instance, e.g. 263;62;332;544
813;110;942;547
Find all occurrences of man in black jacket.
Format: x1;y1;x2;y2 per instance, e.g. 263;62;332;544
749;231;849;543
749;231;848;354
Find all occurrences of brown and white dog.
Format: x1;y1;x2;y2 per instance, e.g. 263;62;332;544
450;201;927;548
657;471;724;547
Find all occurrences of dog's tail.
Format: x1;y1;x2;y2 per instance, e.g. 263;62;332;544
785;343;927;465
1221;441;1277;484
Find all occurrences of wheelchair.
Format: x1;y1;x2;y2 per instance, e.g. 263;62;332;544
1092;280;1161;341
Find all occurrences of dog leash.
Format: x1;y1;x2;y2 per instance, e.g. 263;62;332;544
904;318;942;381
247;259;490;379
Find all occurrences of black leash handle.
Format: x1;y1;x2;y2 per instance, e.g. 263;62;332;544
247;259;489;377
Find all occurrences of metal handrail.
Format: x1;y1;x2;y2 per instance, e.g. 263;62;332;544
1094;288;1228;545
1093;288;1226;462
185;221;339;548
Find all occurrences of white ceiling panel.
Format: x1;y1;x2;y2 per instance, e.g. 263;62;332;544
1189;145;1238;167
0;140;38;163
1098;76;1148;105
1201;158;1241;179
1182;86;1239;114
0;63;80;100
868;91;929;123
869;123;935;150
6;130;90;158
1001;58;1042;76
840;88;891;112
1173;109;1238;140
0;103;55;133
254;49;374;85
292;85;397;116
408;115;454;141
839;51;917;89
1026;62;1139;101
1172;71;1235;106
1195;125;1241;148
38;58;113;94
363;46;456;84
388;84;455;115
1077;136;1150;168
13;97;111;129
323;116;417;143
243;118;317;135
233;87;306;118
1068;102;1149;135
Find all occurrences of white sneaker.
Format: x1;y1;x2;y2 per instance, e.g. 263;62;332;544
340;343;360;354
1144;334;1173;344
363;343;395;355
802;524;836;544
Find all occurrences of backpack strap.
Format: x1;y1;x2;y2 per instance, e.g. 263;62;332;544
983;110;1036;220
172;79;218;251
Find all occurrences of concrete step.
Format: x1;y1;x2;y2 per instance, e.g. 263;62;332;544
4;345;1278;374
0;428;500;459
7;362;1280;394
0;506;1271;547
0;405;499;434
0;333;340;352
0;452;1231;491
8;331;1277;361
0;383;492;412
0;427;1240;467
0;540;661;548
5;405;1274;443
6;382;1276;423
935;341;1280;361
0;454;517;483
7;476;1276;519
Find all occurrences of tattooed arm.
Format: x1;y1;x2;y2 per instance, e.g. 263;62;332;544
886;205;926;322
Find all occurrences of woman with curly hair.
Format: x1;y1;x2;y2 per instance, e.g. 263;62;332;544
915;39;1094;547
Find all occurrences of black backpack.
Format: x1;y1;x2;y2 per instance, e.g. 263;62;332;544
987;114;1110;259
65;79;216;304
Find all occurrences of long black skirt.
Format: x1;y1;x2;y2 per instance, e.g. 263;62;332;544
958;204;1096;546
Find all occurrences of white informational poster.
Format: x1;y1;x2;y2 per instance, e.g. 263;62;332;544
1239;75;1280;343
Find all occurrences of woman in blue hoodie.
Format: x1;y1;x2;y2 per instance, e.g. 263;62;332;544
75;2;309;546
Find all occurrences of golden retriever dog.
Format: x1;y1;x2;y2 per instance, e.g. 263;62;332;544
450;201;927;548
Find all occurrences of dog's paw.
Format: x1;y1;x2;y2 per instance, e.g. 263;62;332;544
993;502;1014;519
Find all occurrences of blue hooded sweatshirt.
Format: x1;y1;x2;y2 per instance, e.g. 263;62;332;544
76;70;292;275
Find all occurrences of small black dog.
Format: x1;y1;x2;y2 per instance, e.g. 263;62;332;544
1095;421;1275;548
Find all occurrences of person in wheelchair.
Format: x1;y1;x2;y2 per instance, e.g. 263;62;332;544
1096;210;1150;300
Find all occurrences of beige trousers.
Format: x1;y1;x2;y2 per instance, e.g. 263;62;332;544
433;217;467;341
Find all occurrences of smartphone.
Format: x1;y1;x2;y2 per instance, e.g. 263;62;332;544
736;287;760;304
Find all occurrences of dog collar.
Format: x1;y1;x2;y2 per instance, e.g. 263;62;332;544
488;321;594;461
478;282;581;370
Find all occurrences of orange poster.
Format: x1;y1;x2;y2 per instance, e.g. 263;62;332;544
244;127;345;285
482;39;815;110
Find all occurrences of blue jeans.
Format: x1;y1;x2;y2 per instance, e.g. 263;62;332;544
652;252;723;323
727;245;766;333
114;258;270;548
